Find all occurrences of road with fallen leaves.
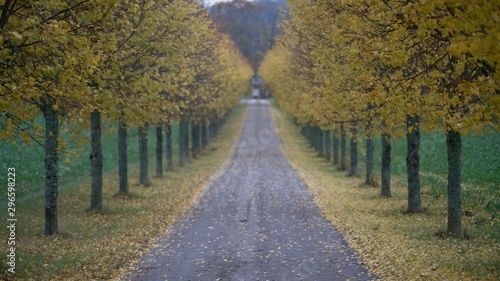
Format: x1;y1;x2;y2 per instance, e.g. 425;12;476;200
129;100;374;280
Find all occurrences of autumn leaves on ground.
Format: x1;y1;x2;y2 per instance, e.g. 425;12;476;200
0;105;247;280
1;0;499;280
271;105;499;280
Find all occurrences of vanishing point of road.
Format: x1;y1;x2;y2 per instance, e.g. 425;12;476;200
128;100;374;281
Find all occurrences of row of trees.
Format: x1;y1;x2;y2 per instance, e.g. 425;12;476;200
261;0;499;237
0;0;252;235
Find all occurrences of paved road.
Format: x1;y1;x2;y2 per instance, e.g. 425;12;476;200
129;100;374;281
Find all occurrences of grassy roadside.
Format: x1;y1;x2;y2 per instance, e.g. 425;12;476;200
0;104;247;280
270;103;500;281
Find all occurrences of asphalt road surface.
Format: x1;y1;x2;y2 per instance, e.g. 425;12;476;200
129;100;374;281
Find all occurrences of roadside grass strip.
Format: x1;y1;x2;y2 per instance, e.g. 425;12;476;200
271;103;500;281
0;104;247;280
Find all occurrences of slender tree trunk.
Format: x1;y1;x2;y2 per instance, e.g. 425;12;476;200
340;124;347;171
304;126;311;146
184;121;190;163
365;137;374;186
381;133;392;197
201;122;208;148
311;126;314;147
318;128;324;157
165;124;173;171
349;127;358;176
118;117;128;194
139;123;150;186
178;121;185;167
406;115;421;213
325;130;331;161
155;124;163;177
42;104;59;235
208;122;214;140
191;123;199;159
90;110;103;211
333;130;339;166
306;126;310;144
197;124;202;150
446;127;462;237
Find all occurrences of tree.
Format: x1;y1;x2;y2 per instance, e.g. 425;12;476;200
0;0;116;235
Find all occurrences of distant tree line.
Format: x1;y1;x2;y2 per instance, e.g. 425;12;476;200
209;0;288;72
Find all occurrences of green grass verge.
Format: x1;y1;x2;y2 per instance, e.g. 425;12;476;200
271;102;500;281
354;128;500;223
0;104;247;280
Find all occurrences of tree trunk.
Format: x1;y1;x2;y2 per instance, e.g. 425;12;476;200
90;110;103;211
184;121;190;163
191;123;199;159
446;127;462;237
211;121;217;138
43;104;59;235
340;124;347;171
178;121;186;167
201;123;208;148
365;137;374;186
381;133;392;197
304;126;311;146
139;123;150;186
348;127;358;176
318;128;324;157
118;117;128;194
406;115;421;213
165;124;173;171
155;124;163;177
325;130;331;161
333;130;339;166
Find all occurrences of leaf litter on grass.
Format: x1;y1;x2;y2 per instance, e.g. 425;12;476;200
271;104;500;281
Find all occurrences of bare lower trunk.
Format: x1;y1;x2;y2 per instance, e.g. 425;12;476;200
165;124;173;171
201;123;208;148
333;130;339;166
183;121;190;163
139;123;150;186
446;127;462;237
365;137;374;186
348;127;358;177
43;104;59;235
191;123;199;159
318;128;324;157
340;124;346;171
381;133;392;197
178;120;186;167
90;110;103;211
118;118;128;194
325;130;331;161
156;124;163;177
406;115;421;213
